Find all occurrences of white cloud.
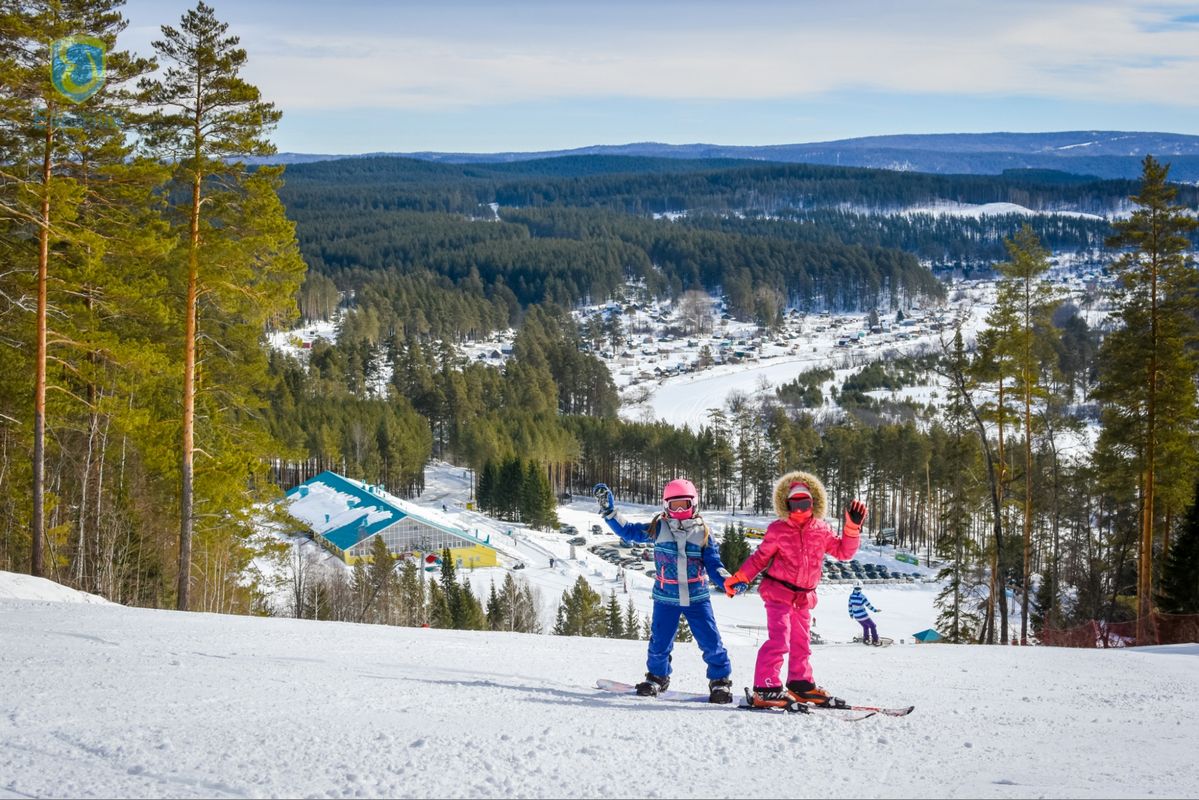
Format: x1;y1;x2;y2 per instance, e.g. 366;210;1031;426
160;1;1199;111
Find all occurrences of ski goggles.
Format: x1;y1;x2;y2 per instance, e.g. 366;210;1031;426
665;497;693;511
787;497;813;512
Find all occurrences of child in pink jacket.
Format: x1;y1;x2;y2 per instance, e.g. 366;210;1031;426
726;470;867;708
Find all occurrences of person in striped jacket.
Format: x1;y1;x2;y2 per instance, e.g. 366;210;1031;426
848;580;881;645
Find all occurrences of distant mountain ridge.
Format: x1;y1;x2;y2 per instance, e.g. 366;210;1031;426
252;131;1199;181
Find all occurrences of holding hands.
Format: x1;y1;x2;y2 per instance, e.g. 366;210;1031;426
724;570;750;597
593;483;616;518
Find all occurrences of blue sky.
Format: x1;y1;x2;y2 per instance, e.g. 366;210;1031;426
119;0;1199;153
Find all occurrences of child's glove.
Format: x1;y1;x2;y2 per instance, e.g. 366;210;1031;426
843;500;867;534
725;570;750;597
593;483;616;518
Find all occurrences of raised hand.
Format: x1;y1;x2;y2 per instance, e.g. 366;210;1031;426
845;499;868;528
593;483;615;517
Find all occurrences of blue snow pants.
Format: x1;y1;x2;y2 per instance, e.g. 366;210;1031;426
647;600;732;680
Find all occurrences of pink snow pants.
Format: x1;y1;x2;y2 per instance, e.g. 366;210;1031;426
753;600;813;687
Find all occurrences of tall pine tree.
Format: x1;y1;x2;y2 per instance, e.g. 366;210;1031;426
139;2;302;609
1094;156;1199;640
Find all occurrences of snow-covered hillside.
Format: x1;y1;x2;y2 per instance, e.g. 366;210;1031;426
1;576;1195;799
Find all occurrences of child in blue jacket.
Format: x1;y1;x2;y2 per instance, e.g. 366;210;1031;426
594;479;734;703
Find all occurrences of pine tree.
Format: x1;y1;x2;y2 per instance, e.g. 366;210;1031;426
1;0;156;578
139;1;293;610
477;460;497;513
366;535;397;624
426;580;452;628
935;333;989;643
719;523;751;571
1157;483;1199;614
993;225;1059;644
485;580;505;630
1094;156;1199;640
674;616;693;642
623;597;640;640
604;590;624;638
438;547;463;625
397;558;426;627
1031;554;1062;635
552;576;603;636
457;574;487;630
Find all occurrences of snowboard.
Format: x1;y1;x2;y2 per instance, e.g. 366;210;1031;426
852;636;895;647
594;678;713;704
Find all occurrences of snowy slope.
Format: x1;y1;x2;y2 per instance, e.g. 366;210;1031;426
1;589;1196;799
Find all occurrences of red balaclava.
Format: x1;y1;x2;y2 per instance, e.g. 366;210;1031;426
787;482;813;526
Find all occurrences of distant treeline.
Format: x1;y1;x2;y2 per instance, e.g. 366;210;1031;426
279;156;1199;215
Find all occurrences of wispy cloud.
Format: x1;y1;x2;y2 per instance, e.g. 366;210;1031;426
118;0;1199;150
173;1;1198;111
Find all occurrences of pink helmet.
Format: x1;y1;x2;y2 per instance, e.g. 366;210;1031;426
662;478;698;520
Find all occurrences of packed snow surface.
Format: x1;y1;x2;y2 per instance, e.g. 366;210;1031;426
2;572;1197;799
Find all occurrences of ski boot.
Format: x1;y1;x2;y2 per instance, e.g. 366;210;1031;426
635;673;669;697
786;679;848;708
708;677;733;704
748;686;793;709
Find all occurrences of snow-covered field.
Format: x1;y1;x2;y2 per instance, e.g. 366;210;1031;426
3;571;1197;799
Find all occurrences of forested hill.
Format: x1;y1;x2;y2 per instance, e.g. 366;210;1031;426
277;155;1198;331
279;155;1198;215
256;131;1199;181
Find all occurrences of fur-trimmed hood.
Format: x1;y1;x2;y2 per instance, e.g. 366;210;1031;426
772;470;827;520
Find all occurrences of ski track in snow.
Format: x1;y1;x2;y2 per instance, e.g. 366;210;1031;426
2;589;1197;799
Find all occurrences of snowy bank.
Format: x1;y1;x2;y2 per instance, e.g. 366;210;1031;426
0;570;112;605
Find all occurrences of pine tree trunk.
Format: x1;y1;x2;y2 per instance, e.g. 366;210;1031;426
1137;246;1160;644
32;115;53;578
178;163;201;611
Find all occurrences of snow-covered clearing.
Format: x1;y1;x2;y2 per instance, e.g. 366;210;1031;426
2;571;1196;799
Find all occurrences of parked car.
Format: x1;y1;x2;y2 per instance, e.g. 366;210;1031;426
627;562;645;571
590;524;603;535
567;536;587;546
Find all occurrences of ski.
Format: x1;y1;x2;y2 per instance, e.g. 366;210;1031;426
740;688;876;720
839;703;915;717
801;692;915;716
595;679;911;718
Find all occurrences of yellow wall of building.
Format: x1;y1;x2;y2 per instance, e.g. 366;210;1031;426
335;538;497;568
